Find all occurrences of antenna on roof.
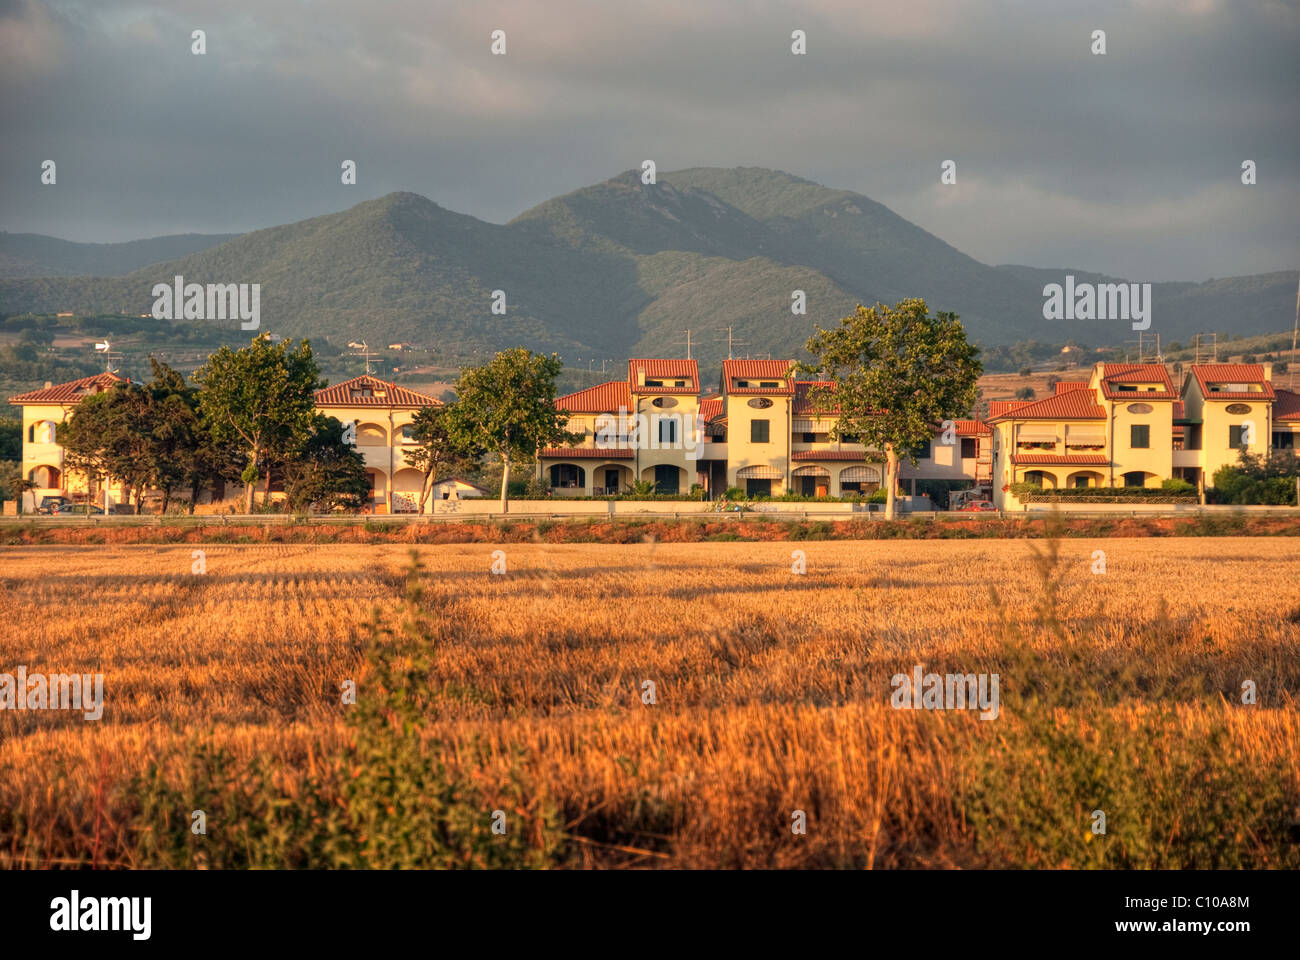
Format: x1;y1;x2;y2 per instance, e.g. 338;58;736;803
715;326;747;360
93;337;118;374
674;329;694;360
349;340;379;375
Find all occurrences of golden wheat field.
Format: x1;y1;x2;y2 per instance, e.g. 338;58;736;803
2;537;1299;868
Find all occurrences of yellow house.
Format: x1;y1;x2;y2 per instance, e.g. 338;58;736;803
8;372;133;509
722;359;797;496
1180;363;1275;485
990;361;1290;508
540;360;704;495
312;374;443;514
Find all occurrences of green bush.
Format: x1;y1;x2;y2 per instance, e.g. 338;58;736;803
1210;451;1299;505
1160;478;1196;495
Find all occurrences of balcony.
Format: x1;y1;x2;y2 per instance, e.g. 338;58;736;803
1172;449;1202;468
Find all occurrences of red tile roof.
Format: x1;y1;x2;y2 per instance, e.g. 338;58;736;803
987;389;1105;422
949;419;991;436
793;380;836;414
1097;362;1177;400
1274;389;1300;421
539;447;634;459
792;450;870;461
628;358;699;394
722;359;796;395
699;394;724;422
1189;364;1276;401
314;375;442;408
987;400;1032;417
1011;453;1110;466
1054;380;1090;394
8;372;128;405
555;380;632;413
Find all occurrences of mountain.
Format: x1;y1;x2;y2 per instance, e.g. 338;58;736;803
1;168;1294;374
0;231;239;278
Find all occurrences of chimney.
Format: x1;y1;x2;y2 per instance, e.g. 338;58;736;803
44;381;52;389
1262;361;1273;383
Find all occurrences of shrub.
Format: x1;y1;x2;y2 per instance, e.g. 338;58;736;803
1160;478;1196;495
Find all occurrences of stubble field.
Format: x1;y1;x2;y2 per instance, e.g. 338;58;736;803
1;537;1298;868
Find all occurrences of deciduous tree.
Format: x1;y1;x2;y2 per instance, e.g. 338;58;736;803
803;299;981;520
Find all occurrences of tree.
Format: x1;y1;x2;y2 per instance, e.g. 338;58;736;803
803;299;981;520
444;349;578;512
403;403;484;513
279;415;370;512
61;382;155;513
1014;386;1036;400
143;358;243;514
193;335;323;513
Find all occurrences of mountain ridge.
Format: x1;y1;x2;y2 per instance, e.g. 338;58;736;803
1;168;1294;371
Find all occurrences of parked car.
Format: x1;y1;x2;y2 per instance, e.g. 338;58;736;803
53;502;105;515
38;496;72;514
957;499;997;512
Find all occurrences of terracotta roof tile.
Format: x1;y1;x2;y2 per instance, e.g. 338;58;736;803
8;372;128;405
1274;388;1300;421
722;359;796;395
314;375;442;408
792;450;871;461
987;389;1105;422
793;380;836;414
1097;363;1177;400
539;447;634;459
1054;380;1091;394
555;381;631;413
1011;453;1110;465
628;358;699;393
988;400;1032;417
1189;363;1277;401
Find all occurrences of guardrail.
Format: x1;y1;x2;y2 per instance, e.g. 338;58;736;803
2;505;1298;526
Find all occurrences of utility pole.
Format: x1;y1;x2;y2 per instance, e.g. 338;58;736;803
1291;270;1298;390
675;329;694;360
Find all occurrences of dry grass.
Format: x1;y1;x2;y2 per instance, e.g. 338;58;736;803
2;538;1298;868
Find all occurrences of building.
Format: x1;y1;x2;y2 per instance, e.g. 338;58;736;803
540;358;992;500
988;361;1295;508
312;374;443;513
8;373;133;508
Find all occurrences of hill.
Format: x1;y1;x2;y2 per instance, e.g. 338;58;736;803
0;231;239;278
1;168;1294;373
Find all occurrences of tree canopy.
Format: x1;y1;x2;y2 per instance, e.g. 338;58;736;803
803;299;982;519
444;349;578;511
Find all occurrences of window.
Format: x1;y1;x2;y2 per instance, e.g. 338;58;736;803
759;381;780;388
840;433;859;444
801;432;815;443
960;437;977;459
751;419;770;443
912;440;932;460
657;418;678;444
1229;425;1249;449
654;464;679;494
1073;475;1089;489
745;478;772;497
1130;424;1149;448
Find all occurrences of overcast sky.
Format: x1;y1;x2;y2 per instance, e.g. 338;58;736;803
1;0;1297;281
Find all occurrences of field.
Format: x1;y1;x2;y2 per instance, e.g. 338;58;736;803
2;537;1298;869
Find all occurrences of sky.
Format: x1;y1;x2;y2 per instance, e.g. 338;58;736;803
1;0;1297;281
